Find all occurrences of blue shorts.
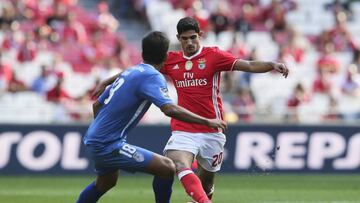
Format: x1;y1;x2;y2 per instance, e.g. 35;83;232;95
86;141;154;176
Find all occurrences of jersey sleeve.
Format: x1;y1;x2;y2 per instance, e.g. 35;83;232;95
138;74;174;108
160;65;168;75
160;53;173;75
213;47;238;72
97;86;111;104
161;52;178;75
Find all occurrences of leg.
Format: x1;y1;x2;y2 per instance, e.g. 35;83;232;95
166;149;194;171
167;150;211;203
95;170;119;192
147;154;176;203
110;142;176;203
196;132;226;200
76;170;118;203
143;153;175;179
152;175;174;203
197;165;215;199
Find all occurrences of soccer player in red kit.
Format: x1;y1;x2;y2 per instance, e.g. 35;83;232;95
94;17;289;203
154;17;288;203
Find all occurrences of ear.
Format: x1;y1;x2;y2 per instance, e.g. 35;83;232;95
176;34;180;41
199;31;204;38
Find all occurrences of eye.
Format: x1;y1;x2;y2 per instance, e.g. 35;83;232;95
180;35;198;40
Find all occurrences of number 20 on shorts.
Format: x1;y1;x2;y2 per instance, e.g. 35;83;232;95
212;152;223;167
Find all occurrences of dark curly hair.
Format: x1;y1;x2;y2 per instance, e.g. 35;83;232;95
142;31;169;64
176;17;200;35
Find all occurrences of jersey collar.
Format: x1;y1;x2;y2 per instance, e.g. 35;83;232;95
182;46;203;60
141;63;155;69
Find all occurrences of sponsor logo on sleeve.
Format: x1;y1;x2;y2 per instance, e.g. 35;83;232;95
133;152;145;162
160;87;170;98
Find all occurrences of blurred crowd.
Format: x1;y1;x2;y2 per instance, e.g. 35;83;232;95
0;0;141;122
1;0;360;124
157;0;360;124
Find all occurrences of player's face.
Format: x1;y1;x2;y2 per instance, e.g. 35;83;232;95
177;30;202;57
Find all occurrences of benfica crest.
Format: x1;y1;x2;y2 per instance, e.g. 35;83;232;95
197;58;206;70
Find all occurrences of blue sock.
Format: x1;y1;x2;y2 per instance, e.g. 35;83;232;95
76;181;104;203
152;176;174;203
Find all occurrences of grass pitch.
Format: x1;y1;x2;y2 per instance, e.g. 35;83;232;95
0;174;359;203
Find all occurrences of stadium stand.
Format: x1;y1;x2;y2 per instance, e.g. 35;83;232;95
0;0;359;124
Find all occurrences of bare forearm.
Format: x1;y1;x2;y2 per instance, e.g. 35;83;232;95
161;104;208;125
161;104;227;131
248;61;276;72
234;60;275;73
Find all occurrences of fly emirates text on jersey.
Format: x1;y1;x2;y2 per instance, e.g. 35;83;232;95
174;72;208;88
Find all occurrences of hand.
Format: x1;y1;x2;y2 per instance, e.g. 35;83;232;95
207;119;227;132
91;83;107;99
273;62;289;78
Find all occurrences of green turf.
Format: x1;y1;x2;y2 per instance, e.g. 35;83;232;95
0;174;359;203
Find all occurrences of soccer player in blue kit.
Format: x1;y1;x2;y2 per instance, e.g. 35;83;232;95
76;31;227;203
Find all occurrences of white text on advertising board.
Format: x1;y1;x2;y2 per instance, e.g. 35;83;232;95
234;132;360;170
0;131;88;171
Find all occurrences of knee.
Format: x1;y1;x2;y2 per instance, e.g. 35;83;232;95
161;157;176;179
108;178;117;189
172;160;190;172
166;151;193;172
105;181;117;192
96;178;117;192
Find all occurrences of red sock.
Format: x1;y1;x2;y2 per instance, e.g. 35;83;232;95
177;168;210;203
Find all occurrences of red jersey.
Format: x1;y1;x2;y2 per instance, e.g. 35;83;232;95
161;46;237;133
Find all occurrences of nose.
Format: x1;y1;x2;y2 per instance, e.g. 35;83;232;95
185;39;193;45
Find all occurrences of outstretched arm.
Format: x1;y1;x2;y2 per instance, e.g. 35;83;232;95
233;60;289;78
160;103;227;132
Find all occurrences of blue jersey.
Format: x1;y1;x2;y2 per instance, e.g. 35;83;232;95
84;63;173;146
